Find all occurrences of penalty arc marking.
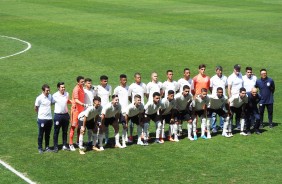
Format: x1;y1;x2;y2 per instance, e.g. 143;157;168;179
0;35;32;60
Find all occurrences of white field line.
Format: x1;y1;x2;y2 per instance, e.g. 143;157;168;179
0;159;36;184
0;35;32;60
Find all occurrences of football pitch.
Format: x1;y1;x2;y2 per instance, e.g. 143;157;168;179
0;0;282;183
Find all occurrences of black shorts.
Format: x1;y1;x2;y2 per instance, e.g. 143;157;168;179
162;114;172;124
145;113;160;122
79;119;95;129
230;106;244;118
207;108;226;118
119;114;126;124
129;114;140;125
176;110;192;121
194;110;205;117
104;117;116;127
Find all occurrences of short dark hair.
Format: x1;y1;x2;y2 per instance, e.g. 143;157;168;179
245;67;252;71
168;90;174;95
166;70;173;74
112;94;118;99
201;88;208;92
76;76;84;82
120;74;127;78
57;82;64;88
183;85;190;91
199;64;206;69
260;68;267;73
42;84;50;91
217;87;223;91
85;78;92;82
93;96;101;102
100;75;108;80
134;94;141;99
240;87;246;93
134;72;141;77
153;92;160;97
215;66;222;71
184;68;190;73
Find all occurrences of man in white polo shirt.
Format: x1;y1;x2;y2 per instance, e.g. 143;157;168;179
78;96;102;154
243;66;257;93
229;87;248;136
34;84;53;154
175;85;193;141
100;95;123;149
124;94;144;147
52;82;72;153
178;68;193;93
146;72;163;103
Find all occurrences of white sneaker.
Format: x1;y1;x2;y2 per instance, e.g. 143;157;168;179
229;133;234;137
99;147;104;151
122;143;127;148
174;138;179;142
79;145;85;150
137;140;144;146
188;137;194;141
79;149;85;155
207;134;212;139
115;143;124;148
69;144;76;151
240;132;248;136
62;146;70;151
222;133;231;138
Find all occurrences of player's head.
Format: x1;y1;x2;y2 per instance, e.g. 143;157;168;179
239;87;247;98
93;96;101;107
182;85;190;97
151;72;158;82
251;87;258;97
76;76;85;87
134;94;142;106
183;68;190;79
167;90;175;101
200;88;208;98
111;94;119;106
198;64;206;75
57;82;65;93
119;74;127;86
245;67;253;78
100;75;108;87
215;66;223;77
260;68;267;79
234;64;241;75
216;87;224;98
152;92;161;104
84;78;92;89
42;84;50;96
134;72;141;83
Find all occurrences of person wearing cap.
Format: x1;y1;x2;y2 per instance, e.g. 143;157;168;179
227;64;244;129
243;67;257;93
209;66;228;133
191;64;210;96
255;69;275;128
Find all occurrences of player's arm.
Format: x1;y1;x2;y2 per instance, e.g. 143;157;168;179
34;106;39;113
75;98;86;107
227;84;232;98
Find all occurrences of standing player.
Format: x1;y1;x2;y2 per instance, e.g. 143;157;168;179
52;82;71;153
191;88;210;140
243;67;257;93
229;87;248;136
97;75;112;144
69;76;86;151
209;66;227;133
78;96;102;154
191;64;210;96
160;90;176;142
100;95;123;149
114;74;129;146
143;92;162;146
178;68;193;93
207;87;231;138
146;72;163;103
128;72;147;142
175;85;193;141
124;95;144;147
35;84;53;154
255;69;275;128
162;70;179;98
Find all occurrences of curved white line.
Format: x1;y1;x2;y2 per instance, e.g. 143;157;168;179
0;35;32;60
0;159;37;184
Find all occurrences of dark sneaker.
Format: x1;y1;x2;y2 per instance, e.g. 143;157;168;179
53;147;58;153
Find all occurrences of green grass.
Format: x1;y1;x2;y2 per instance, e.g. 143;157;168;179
0;0;282;183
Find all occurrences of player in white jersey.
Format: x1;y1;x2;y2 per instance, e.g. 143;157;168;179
113;74;129;146
178;68;193;93
124;94;144;147
229;87;248;136
97;75;112;144
242;66;257;93
78;96;102;154
143;92;162;146
174;85;193;141
100;95;123;149
162;70;179;98
207;87;231;138
160;90;177;143
209;66;227;133
84;78;97;106
128;72;147;142
191;88;210;140
228;64;244;129
146;72;163;103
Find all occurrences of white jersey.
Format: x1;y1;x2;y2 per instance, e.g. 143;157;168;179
177;78;193;93
101;102;122;118
97;85;112;107
125;103;144;117
229;94;248;108
192;95;210;111
208;94;228;110
52;91;69;114
146;81;162;102
210;75;228;96
114;85;129;112
228;73;244;96
78;106;102;121
243;75;257;92
128;82;147;104
162;80;179;98
84;87;97;105
144;101;161;115
35;93;52;120
174;92;193;111
160;98;176;115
